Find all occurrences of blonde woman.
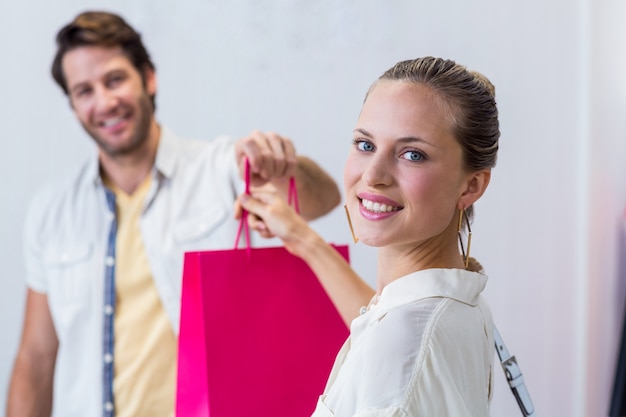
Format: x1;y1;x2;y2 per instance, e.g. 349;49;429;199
239;56;499;416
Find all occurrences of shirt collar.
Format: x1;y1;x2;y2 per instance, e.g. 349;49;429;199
84;124;178;188
375;268;488;312
153;125;178;180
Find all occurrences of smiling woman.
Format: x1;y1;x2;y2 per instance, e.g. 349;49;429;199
239;56;500;416
345;81;481;254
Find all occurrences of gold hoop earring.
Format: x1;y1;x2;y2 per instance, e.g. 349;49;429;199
457;208;472;269
344;204;359;243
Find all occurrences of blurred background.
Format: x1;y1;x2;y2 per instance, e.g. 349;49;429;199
1;1;625;415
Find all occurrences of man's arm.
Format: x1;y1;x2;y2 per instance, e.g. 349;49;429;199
7;289;59;417
235;130;340;220
291;155;341;220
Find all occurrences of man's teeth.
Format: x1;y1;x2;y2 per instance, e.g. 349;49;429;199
102;117;123;127
361;199;399;213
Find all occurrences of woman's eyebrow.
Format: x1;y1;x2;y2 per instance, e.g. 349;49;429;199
395;136;438;149
354;128;439;150
353;128;373;138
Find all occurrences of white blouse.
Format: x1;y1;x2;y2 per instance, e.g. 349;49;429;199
311;268;494;417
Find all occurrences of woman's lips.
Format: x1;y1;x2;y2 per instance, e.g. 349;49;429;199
357;193;402;220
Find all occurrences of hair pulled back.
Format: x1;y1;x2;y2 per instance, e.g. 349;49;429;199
375;57;500;271
378;56;499;174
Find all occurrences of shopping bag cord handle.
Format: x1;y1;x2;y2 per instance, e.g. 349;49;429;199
234;159;299;250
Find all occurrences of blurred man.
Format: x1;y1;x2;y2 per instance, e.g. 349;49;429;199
6;11;340;417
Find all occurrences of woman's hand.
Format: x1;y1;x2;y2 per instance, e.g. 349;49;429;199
235;190;313;256
236;189;376;326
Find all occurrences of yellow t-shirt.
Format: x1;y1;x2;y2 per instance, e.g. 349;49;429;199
108;175;177;417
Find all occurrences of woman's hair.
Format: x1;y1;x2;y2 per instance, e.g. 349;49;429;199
374;57;500;272
51;11;156;109
376;56;499;172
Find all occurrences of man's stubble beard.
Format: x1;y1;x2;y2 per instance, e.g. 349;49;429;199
83;92;154;159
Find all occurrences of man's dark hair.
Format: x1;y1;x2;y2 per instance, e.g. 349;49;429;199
51;11;156;108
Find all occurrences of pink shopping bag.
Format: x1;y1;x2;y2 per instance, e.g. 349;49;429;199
176;166;349;416
176;244;349;417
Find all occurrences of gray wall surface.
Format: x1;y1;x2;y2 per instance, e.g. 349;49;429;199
2;1;625;416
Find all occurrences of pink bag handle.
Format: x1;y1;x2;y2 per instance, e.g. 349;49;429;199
234;159;299;250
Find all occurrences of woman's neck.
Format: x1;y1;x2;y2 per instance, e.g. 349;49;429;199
375;227;465;291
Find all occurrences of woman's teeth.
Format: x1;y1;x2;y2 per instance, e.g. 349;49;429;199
361;199;399;213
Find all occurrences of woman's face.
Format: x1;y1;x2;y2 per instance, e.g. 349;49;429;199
343;80;471;250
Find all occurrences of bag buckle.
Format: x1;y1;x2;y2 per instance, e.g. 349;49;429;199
494;326;537;417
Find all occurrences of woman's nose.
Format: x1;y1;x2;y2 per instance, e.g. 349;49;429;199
361;155;393;187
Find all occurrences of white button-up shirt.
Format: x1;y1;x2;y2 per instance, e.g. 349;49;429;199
312;268;494;417
23;127;244;417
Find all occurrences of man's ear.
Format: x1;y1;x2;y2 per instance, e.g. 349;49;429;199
458;169;491;209
143;66;157;96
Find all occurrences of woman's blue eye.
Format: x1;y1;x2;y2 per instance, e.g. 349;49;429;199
356;140;374;152
402;151;424;161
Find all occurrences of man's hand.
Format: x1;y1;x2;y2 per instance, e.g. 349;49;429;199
234;129;341;221
234;130;297;187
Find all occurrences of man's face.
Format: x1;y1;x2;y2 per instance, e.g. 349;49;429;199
62;45;155;158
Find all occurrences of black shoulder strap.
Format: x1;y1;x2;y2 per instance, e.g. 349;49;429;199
494;325;537;416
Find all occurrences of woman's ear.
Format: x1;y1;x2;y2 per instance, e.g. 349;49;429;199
458;169;491;209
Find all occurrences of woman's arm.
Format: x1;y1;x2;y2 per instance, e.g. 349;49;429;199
238;191;374;325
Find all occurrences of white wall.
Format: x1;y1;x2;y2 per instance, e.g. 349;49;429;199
0;1;623;416
585;0;626;415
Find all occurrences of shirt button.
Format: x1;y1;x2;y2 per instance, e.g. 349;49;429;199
104;353;113;364
104;401;113;412
105;256;115;267
104;305;113;315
